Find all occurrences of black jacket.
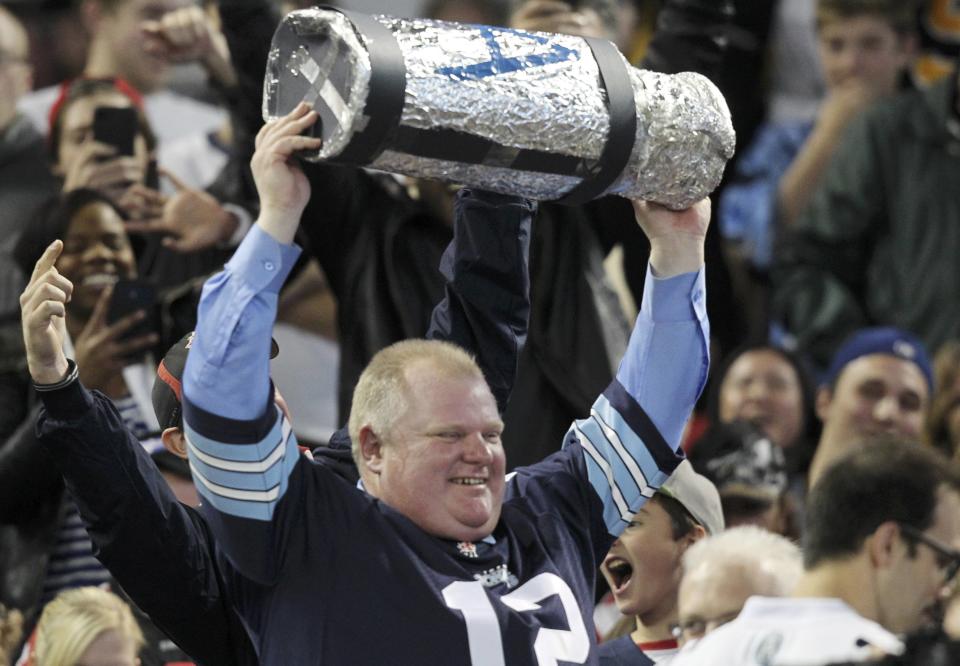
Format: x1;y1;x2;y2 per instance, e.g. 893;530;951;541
35;189;534;665
0;288;198;623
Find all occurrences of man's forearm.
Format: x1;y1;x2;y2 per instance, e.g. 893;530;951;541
620;265;709;446
564;264;708;538
183;225;300;420
426;190;535;412
36;379;256;665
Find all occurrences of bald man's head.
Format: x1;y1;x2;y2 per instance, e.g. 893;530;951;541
0;7;32;130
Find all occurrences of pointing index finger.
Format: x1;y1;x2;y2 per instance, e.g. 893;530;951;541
31;241;63;283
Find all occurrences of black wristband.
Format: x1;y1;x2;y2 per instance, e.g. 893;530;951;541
33;359;79;393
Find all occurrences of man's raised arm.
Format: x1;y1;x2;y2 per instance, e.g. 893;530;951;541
564;199;711;539
181;105;322;582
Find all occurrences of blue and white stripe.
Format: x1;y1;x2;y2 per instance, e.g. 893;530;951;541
565;383;682;537
40;506;111;603
185;406;300;522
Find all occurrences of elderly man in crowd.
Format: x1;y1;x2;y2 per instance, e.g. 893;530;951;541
673;438;960;665
150;98;713;664
673;525;802;646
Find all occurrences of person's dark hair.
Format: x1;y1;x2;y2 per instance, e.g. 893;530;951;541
706;342;821;475
652;494;699;540
803;438;960;570
13;188;127;277
48;78;157;163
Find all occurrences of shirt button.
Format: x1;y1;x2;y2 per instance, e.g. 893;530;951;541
263;260;276;271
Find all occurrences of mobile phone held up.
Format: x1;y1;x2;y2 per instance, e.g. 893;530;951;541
92;106;138;157
106;279;159;358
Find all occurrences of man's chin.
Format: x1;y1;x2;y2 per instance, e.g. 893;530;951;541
450;511;500;542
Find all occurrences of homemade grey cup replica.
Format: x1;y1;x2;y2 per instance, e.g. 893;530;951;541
264;8;735;207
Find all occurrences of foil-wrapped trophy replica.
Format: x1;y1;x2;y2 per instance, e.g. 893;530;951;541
264;7;735;208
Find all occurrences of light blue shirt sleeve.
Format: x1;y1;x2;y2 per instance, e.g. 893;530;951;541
565;263;709;537
183;224;302;420
621;264;710;447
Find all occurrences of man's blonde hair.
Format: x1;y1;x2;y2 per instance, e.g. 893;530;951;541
347;339;485;464
34;587;144;666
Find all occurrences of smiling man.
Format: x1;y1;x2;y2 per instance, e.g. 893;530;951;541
178;104;712;664
807;326;932;486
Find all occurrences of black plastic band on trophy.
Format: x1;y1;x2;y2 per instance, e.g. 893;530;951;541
555;37;637;206
332;9;407;166
391;125;599;178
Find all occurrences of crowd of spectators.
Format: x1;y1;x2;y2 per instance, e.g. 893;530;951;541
3;0;960;664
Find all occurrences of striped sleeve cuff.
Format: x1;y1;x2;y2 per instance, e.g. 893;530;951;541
184;396;301;522
564;378;683;536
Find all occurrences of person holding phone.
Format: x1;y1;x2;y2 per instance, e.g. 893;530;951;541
50;78;155;205
0;189;195;665
47;77;252;291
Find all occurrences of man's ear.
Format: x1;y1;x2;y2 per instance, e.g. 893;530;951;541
161;427;188;459
815;385;833;423
680;524;707;551
358;425;384;475
867;521;902;571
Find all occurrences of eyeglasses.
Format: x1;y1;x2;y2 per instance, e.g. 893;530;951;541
670;610;740;644
898;523;960;586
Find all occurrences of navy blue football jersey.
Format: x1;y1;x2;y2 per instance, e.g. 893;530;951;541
185;373;687;665
182;223;709;664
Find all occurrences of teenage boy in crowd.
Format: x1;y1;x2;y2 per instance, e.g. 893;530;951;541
719;0;915;334
598;469;724;664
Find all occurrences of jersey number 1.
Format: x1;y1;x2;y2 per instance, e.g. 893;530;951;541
442;572;590;665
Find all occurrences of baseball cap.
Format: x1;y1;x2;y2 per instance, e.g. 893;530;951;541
689;420;788;504
824;327;933;391
659;460;725;536
152;331;279;431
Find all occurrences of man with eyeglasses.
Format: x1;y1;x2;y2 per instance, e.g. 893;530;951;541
672;438;960;665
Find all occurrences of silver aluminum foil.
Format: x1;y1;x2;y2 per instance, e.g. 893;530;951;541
264;9;735;208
